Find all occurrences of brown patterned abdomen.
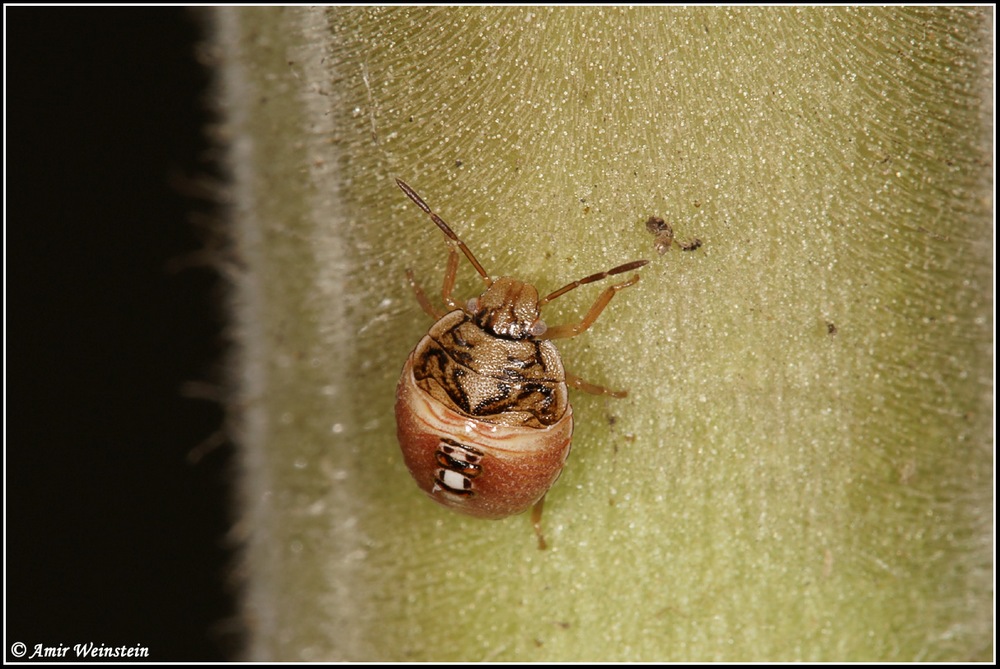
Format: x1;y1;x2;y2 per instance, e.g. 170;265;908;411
411;311;568;428
396;349;574;519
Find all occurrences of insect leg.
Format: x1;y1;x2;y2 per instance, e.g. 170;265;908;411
537;273;642;340
441;243;463;311
531;496;548;550
564;370;627;398
406;269;442;319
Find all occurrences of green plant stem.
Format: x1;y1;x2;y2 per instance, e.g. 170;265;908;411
211;7;992;661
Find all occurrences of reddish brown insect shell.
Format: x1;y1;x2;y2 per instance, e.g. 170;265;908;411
394;178;646;536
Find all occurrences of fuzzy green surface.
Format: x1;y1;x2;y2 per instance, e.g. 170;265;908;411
212;6;992;661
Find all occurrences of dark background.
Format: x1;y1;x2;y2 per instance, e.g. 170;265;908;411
8;8;236;661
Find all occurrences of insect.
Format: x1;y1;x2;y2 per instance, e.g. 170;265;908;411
394;178;647;548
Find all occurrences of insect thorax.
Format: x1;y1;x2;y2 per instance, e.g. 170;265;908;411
412;311;568;428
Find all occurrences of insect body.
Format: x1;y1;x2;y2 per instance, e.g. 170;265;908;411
394;178;646;545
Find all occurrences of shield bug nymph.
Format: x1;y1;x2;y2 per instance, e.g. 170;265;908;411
394;178;647;548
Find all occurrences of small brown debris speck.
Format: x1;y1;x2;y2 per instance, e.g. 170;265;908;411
645;215;700;255
645;215;669;235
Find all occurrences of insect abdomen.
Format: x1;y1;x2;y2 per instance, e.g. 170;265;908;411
395;346;574;519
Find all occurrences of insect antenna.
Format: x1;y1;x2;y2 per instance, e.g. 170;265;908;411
395;178;491;285
539;259;649;305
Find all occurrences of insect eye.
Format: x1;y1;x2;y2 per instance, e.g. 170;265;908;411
529;319;547;337
466;297;480;313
